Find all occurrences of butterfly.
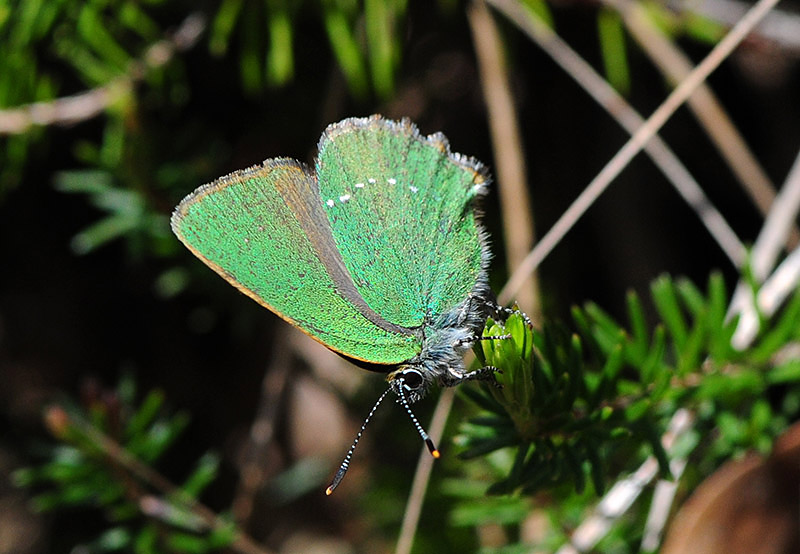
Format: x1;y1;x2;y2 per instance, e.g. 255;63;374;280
171;115;506;493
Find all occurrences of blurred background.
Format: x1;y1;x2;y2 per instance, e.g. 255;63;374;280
1;0;800;552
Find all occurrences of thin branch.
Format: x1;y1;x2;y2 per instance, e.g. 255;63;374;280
498;0;783;304
469;0;540;318
487;0;746;278
733;241;800;347
60;407;273;554
0;13;206;135
730;147;800;347
605;0;800;247
640;457;689;550
758;246;800;315
750;150;800;277
232;330;292;526
395;387;456;554
675;0;800;52
555;410;694;554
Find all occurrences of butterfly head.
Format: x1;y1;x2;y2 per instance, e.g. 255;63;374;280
388;365;432;404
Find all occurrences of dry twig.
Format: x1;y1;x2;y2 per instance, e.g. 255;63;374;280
0;14;206;135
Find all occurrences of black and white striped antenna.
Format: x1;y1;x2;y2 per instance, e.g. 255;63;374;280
395;376;440;460
326;377;439;495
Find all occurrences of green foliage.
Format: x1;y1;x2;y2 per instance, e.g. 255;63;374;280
208;0;406;98
641;0;726;44
0;0;169;190
209;0;297;93
50;113;206;298
458;273;800;502
55;169;171;256
597;8;630;94
13;375;232;553
48;95;221;296
0;0;729;197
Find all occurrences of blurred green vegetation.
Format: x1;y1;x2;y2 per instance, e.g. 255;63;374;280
13;376;236;552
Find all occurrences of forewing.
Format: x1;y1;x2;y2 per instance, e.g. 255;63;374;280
171;159;420;365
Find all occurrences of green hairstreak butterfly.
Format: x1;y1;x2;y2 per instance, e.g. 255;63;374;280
171;115;506;493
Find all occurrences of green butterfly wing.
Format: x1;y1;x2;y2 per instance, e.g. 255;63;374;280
171;158;421;365
316;116;489;329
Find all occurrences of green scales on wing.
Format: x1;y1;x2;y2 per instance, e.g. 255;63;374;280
171;116;487;366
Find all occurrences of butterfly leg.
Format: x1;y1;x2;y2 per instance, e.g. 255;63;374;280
485;300;533;328
454;331;511;350
452;292;489;327
441;365;501;388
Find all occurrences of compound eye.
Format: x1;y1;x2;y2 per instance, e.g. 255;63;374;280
400;368;424;391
